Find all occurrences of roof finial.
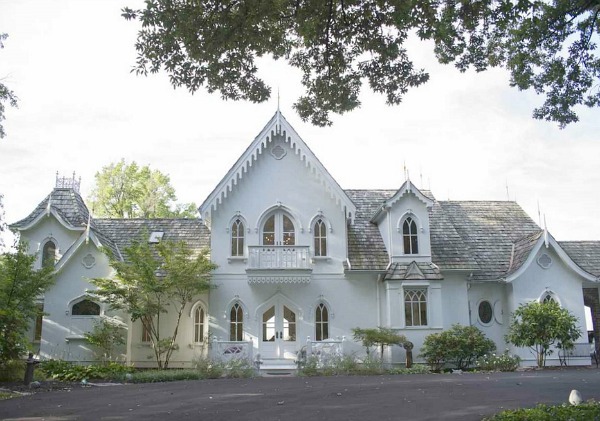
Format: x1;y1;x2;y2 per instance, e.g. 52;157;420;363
537;200;542;227
403;161;407;181
506;180;510;201
277;87;280;112
543;214;549;248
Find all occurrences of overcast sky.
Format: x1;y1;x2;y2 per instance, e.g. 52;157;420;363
1;0;599;250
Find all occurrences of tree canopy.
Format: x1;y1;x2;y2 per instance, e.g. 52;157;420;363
506;300;581;367
88;159;197;218
0;33;18;139
91;238;216;369
0;242;54;367
123;0;600;128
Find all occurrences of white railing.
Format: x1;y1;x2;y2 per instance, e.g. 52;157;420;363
248;246;310;269
211;339;253;363
303;337;345;367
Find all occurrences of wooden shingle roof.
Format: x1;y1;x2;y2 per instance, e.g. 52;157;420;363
559;241;600;276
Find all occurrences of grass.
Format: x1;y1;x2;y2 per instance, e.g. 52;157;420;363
483;401;600;420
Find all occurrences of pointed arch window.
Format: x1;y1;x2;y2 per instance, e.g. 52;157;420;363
403;217;419;254
262;212;295;246
71;299;100;316
42;240;56;268
194;307;206;343
404;288;427;327
315;303;329;341
314;218;327;257
231;218;245;257
230;303;243;341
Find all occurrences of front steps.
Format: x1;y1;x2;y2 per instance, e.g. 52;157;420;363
257;358;297;376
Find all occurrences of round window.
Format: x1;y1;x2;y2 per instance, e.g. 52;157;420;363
478;300;493;324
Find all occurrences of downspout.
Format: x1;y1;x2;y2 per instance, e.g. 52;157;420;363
377;274;382;327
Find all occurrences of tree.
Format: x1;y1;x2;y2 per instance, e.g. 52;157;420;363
419;324;496;371
84;318;126;365
91;238;216;369
0;33;18;139
352;327;407;366
506;300;581;368
122;1;599;128
0;242;54;368
0;193;6;249
88;159;197;218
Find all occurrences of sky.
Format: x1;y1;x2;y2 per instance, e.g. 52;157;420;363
1;0;599;251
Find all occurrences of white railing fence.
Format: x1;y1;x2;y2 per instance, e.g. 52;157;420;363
248;246;310;269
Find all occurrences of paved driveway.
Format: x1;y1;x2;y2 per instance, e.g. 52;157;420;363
1;368;600;420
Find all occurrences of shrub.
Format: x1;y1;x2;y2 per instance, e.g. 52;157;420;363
225;358;255;378
128;369;201;383
477;351;521;372
483;401;600;420
39;360;133;382
420;324;496;371
388;364;431;375
0;360;25;382
192;357;225;379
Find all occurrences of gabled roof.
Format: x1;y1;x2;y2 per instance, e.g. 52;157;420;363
505;231;544;277
384;261;443;281
10;188;90;231
559;241;600;277
438;201;541;280
199;111;356;222
93;219;211;261
371;180;433;222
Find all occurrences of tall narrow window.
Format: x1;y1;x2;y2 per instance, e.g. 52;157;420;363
194;307;205;343
230;303;243;341
71;299;100;316
263;215;275;245
141;318;151;343
34;304;44;342
42;240;56;268
314;219;327;257
403;217;419;254
282;215;295;245
404;288;427;327
315;303;329;341
231;218;245;256
261;212;296;246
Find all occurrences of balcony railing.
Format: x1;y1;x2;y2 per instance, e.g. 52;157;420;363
248;246;310;269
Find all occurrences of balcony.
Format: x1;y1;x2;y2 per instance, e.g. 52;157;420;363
247;246;312;284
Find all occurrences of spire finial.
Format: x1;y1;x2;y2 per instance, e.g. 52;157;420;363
277;87;280;112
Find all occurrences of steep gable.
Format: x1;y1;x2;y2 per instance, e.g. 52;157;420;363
199;111;356;223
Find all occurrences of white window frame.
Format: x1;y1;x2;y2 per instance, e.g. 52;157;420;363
403;287;428;327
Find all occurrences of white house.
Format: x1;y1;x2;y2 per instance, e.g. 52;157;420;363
11;111;600;370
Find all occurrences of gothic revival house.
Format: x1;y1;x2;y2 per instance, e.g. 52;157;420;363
11;111;600;370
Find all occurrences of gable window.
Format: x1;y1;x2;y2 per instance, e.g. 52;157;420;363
314;219;327;257
71;299;100;316
42;240;56;268
230;303;243;341
194;307;205;343
262;212;295;246
403;217;419;254
315;303;329;341
541;291;559;305
231;218;245;256
404;288;427;327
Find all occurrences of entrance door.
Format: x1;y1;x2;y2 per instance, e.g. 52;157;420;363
261;302;297;360
262;213;295;246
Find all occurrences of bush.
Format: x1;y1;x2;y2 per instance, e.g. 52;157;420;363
39;360;133;382
420;324;496;371
225;358;255;378
477;351;521;372
127;369;201;383
388;364;431;375
0;360;25;382
483;401;600;420
193;357;225;379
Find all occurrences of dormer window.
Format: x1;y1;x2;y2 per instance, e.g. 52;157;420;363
42;240;57;268
149;231;164;243
403;217;419;254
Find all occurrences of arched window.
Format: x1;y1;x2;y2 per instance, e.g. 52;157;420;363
403;217;419;254
230;303;243;341
71;299;100;316
315;303;329;341
262;212;295;246
231;218;245;257
194;307;205;343
404;288;427;327
541;292;559;305
42;240;56;268
314;218;327;257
